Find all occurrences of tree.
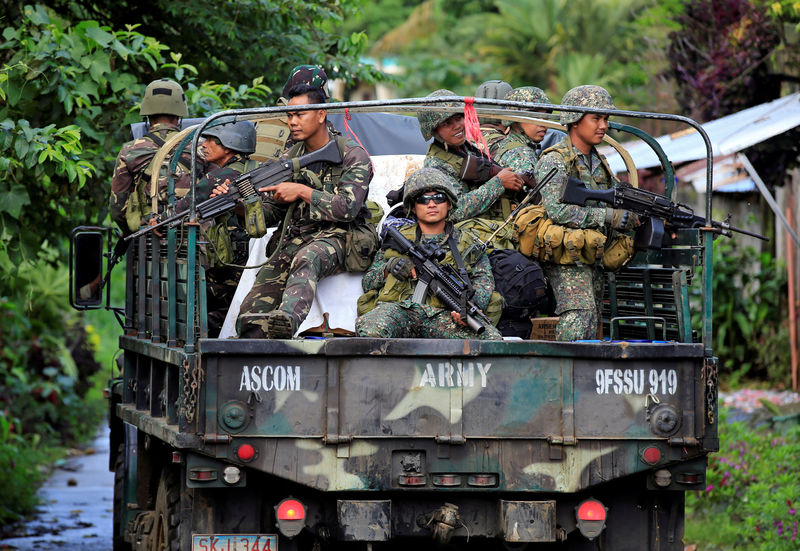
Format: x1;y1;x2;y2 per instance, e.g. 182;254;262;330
4;0;385;100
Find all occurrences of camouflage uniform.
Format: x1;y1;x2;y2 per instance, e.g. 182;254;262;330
237;132;373;338
534;85;619;341
110;122;187;233
356;168;501;340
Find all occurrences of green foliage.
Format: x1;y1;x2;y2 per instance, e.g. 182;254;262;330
694;239;790;387
0;411;50;526
686;413;800;550
28;0;386;97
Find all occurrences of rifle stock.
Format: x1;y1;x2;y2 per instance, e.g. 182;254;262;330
460;153;535;189
383;227;489;334
125;139;342;241
560;177;768;245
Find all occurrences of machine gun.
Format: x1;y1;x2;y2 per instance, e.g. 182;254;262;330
383;226;492;334
125;139;342;240
560;177;768;249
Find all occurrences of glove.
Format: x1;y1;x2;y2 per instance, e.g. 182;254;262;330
607;208;639;231
387;257;414;281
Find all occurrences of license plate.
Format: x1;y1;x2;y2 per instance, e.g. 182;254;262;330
192;534;278;551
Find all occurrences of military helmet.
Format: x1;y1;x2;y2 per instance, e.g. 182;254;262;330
502;86;551;127
140;78;188;117
282;65;329;99
559;85;615;125
202;121;257;155
417;89;461;141
475;80;512;100
402;167;459;213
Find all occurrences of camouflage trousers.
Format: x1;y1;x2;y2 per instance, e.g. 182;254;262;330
205;265;244;338
237;232;344;338
355;302;502;340
543;263;605;341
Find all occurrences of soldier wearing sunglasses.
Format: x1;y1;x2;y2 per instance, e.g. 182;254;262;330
356;168;502;340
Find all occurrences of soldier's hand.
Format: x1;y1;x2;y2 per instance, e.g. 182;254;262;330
386;257;414;281
260;182;312;204
608;208;640;230
210;179;231;198
497;168;524;192
148;216;164;237
451;311;467;327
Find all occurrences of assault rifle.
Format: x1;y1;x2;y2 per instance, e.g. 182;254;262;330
125;139;342;240
383;226;492;334
460;152;536;190
560;177;768;249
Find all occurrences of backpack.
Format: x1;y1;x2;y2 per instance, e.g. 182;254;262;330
489;249;548;321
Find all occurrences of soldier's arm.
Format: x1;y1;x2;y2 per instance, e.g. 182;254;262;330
536;154;606;228
495;146;536;174
308;145;373;223
110;152;134;232
470;253;495;310
362;248;389;292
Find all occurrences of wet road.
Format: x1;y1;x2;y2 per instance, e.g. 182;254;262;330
0;426;113;550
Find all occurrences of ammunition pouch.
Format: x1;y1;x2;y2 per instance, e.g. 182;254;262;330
513;205;547;258
244;195;267;237
205;221;234;268
344;221;380;272
602;234;635;271
454;217;516;256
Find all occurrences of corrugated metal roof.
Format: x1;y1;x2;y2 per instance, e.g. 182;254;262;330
604;92;800;173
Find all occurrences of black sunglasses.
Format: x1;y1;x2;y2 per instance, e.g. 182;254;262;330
415;193;448;205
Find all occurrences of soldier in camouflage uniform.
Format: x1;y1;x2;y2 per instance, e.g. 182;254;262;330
110;78;194;235
191;121;257;337
475;80;512;153
493;86;553;168
356;168;502;340
534;85;638;341
228;83;373;339
420;89;524;223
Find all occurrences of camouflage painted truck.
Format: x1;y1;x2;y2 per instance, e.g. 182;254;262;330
71;97;722;551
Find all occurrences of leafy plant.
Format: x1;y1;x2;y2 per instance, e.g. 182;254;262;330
693;239;790;387
686;411;800;550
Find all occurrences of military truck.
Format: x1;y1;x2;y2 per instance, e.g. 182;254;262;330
71;97;721;550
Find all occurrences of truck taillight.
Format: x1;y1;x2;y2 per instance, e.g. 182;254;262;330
275;498;306;538
236;443;256;462
467;474;497;487
188;467;217;482
641;446;662;465
398;474;426;486
432;474;461;487
277;498;306;521
576;498;607;540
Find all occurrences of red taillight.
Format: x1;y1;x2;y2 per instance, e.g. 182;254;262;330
398;474;426;486
577;499;606;522
277;499;306;521
237;444;256;462
432;474;461;487
642;446;662;465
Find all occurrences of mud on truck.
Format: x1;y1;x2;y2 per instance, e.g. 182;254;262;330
71;97;726;551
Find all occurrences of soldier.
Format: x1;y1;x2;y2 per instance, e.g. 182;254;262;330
110;78;192;235
356;168;502;340
534;85;638;341
475;79;513;153
192;121;258;337
493;86;554;170
253;65;332;163
226;83;373;339
420;89;524;223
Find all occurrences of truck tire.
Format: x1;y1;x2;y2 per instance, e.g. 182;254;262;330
113;443;131;551
151;467;181;551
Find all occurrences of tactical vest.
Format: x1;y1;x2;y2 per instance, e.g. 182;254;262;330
515;136;633;270
491;132;530;161
377;226;480;308
125;127;191;231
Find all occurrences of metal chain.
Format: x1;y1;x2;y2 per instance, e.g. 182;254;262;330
703;358;718;425
178;359;203;423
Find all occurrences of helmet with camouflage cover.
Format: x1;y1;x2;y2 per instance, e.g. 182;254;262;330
202;121;256;155
502;86;551;127
475;80;512;100
282;65;329;99
402;167;459;213
559;85;615;126
417;89;460;141
140;78;188;117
